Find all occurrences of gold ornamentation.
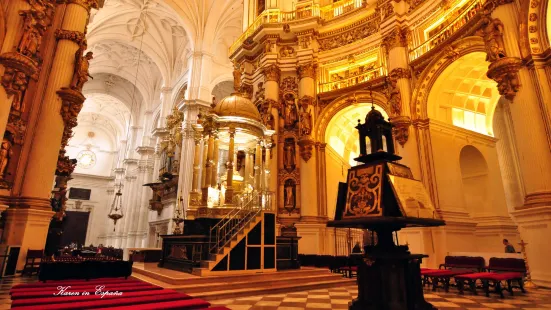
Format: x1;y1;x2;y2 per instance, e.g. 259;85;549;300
70;45;93;92
298;35;311;49
233;62;242;91
343;164;383;218
55;150;78;176
0;137;13;181
54;29;86;45
297;63;315;79
482;18;507;62
486;57;522;101
0;52;39;113
279;46;295;58
389;68;411;80
18;0;55;61
382;27;408;50
255;82;265;103
386;75;402;116
319;17;379;51
263;64;280;82
240;83;253;99
390;116;412;146
297;137;315;162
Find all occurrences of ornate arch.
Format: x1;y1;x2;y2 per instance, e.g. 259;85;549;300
411;36;487;120
526;0;550;54
314;90;390;142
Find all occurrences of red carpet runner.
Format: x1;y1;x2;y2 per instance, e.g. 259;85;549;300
9;277;229;310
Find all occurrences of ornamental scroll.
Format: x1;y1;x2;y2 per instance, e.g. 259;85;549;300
343;164;384;218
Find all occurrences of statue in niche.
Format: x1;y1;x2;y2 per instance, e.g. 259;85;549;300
0;137;13;179
71;45;94;92
284;179;296;212
283;140;296;172
18;0;50;59
299;108;312;136
283;95;299;129
9;70;29;112
483;18;506;62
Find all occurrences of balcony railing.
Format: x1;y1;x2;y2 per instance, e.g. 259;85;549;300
409;0;483;61
229;0;365;55
319;66;385;93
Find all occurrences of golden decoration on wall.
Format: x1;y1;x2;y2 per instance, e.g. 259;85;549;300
263;64;280;82
486;57;522;101
343;164;383;218
70;45;94;92
279;46;295;58
319;17;379;51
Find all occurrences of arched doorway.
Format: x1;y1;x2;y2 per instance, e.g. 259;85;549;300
324;103;389;219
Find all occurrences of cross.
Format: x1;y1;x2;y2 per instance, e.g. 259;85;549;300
518;239;528;251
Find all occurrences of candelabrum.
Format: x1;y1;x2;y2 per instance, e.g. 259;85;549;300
518;240;537;289
172;194;185;235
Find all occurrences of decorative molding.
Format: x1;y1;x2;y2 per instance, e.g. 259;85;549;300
297;63;315;79
382;27;408;50
319;17;379;51
67;0;99;12
263;64;280;82
297;137;315;162
390;116;412;146
54;29;86;45
486;57;522;101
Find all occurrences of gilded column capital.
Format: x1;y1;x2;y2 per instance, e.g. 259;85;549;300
486;57;522;101
67;0;100;12
381;27;408;50
389;68;411;80
263;64;280;82
54;29;86;45
297;63;315;80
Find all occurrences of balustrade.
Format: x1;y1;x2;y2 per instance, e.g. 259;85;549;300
319;66;385;93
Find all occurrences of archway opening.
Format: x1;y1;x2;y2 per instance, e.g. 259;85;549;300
459;145;489;215
427;52;499;136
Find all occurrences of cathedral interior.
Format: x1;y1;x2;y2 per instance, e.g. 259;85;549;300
0;0;551;309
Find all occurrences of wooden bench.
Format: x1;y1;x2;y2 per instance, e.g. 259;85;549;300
455;257;526;298
422;256;485;291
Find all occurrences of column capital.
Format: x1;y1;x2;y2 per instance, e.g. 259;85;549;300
54;29;86;45
381;27;408;51
297;63;315;80
263;64;280;82
388;68;411;80
487;57;522;101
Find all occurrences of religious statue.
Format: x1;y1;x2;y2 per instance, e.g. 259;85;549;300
299;109;312;136
279;46;294;58
284;96;299;129
18;5;46;59
284;181;295;208
262;113;274;130
233;62;241;91
255;82;265;102
483;18;507;62
0;138;13;179
10;71;29;112
70;49;94;92
387;79;402;116
283;141;296;171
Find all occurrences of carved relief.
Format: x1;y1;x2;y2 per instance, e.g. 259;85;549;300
319;18;379;51
18;0;55;61
298;35;311;49
0;137;13;180
482;18;507;62
54;29;86;45
486;57;522;101
255;82;265;103
382;27;408;50
279;46;295;58
2;68;30;113
283;179;297;213
240;83;253;99
390;116;412;146
297;137;314;162
283;94;299;130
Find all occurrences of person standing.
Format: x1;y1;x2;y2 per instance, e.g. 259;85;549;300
503;239;516;253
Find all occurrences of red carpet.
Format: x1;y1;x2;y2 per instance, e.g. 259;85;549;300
9;277;229;310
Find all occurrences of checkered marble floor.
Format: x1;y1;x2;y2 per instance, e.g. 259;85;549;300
209;285;551;310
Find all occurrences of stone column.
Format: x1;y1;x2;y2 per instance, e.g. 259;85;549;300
202;133;214;198
159;87;173;128
3;0;97;270
210;132;220;187
485;1;551;287
135;148;154;247
254;140;262;191
200;135;209;204
263;64;280;196
382;27;421;177
225;129;236;204
297;63;319;220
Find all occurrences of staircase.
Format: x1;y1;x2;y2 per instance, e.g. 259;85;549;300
192;191;273;276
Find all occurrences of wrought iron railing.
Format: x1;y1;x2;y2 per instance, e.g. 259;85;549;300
209;191;274;254
334;228;364;256
409;0;483;61
319;66;385;93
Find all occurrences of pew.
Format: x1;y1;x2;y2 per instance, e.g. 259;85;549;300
422;256;485;291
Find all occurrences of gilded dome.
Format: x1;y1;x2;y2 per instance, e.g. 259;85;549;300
213;93;261;122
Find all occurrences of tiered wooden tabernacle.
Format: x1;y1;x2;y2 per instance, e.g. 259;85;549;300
327;105;445;310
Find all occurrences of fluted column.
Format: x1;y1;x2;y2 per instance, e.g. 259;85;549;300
210;133;220;187
225;129;236;204
192;136;201;191
135;147;154;247
487;0;551;287
200;135;209;204
297;63;319;220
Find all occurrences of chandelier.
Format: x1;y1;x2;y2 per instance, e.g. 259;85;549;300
107;183;124;231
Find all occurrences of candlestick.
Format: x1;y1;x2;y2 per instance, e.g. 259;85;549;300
518;240;537;289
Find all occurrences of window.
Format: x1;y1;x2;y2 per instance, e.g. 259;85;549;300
452;108;488;135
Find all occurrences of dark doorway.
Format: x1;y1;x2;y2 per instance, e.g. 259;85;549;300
60;211;90;247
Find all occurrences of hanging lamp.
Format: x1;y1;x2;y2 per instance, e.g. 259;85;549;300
107;183;124;231
106;5;148;228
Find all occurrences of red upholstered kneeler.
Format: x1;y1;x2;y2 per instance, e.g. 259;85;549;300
11;289;187;307
93;298;211;310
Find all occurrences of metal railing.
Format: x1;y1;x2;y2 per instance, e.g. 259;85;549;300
409;0;483;61
209;191;274;254
334;228;364;256
321;0;364;20
319;66;385;93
